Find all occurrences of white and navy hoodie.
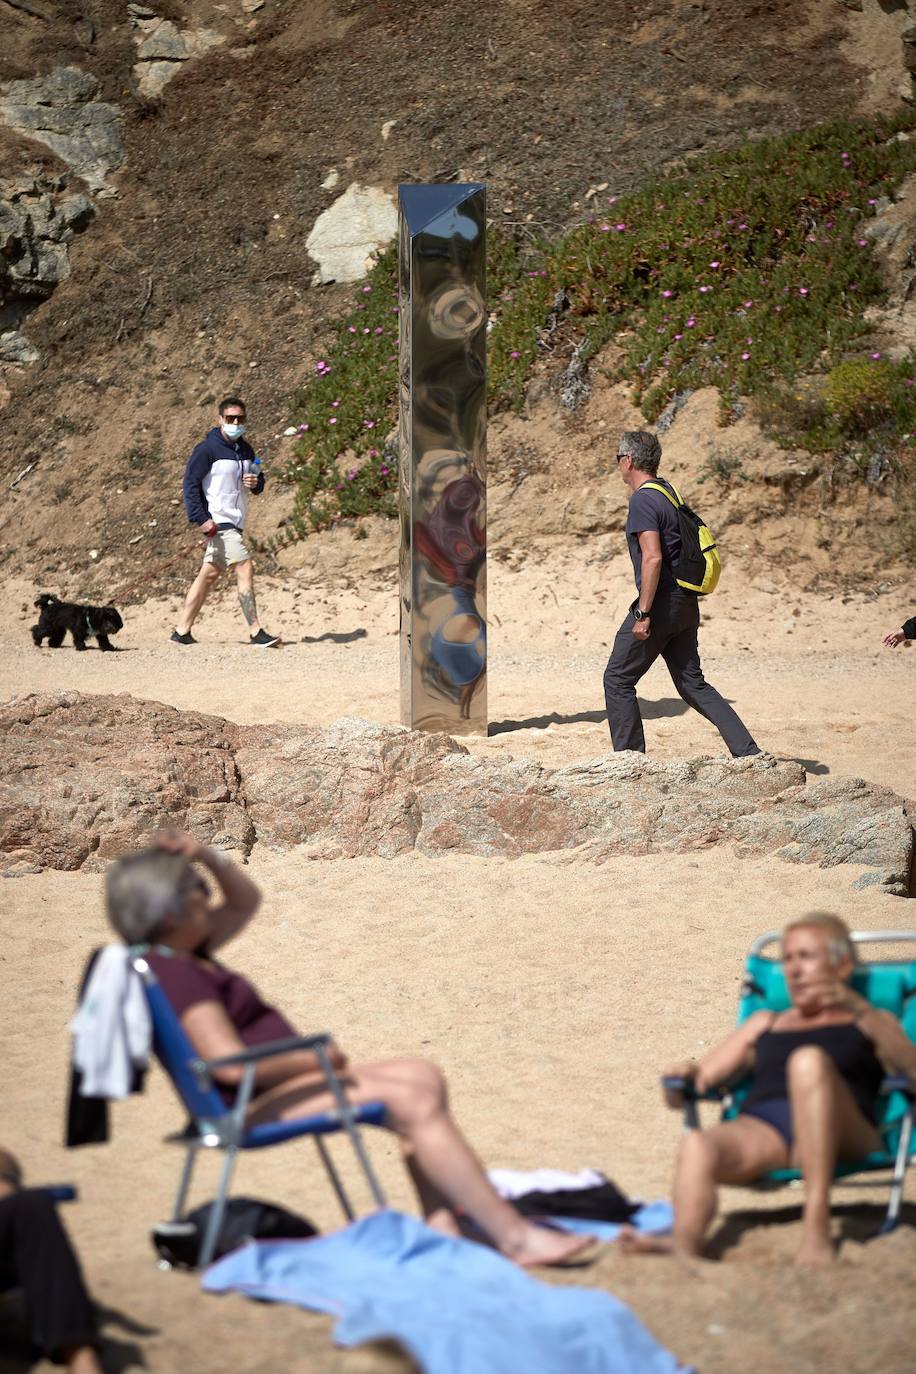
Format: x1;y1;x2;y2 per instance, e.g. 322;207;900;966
182;427;265;530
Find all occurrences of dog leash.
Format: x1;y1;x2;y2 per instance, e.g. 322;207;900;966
112;537;206;601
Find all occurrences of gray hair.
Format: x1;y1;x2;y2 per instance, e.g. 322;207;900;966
618;430;662;475
105;848;193;945
782;911;857;968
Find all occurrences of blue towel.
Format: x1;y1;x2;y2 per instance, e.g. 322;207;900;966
548;1200;674;1241
203;1209;688;1374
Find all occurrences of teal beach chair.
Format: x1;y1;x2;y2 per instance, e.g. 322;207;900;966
663;930;916;1236
131;953;387;1268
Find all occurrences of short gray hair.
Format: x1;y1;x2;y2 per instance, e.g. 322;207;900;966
618;430;662;475
106;848;193;945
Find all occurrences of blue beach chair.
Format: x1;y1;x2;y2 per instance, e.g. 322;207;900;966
130;953;387;1268
664;930;916;1236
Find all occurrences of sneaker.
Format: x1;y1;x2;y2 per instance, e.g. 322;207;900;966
170;630;196;645
250;629;281;647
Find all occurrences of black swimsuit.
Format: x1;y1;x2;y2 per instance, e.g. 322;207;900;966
740;1020;884;1148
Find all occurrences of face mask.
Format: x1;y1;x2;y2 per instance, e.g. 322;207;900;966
222;421;246;439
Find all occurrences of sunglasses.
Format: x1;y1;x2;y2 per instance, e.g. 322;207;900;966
223;414;246;423
615;453;629;462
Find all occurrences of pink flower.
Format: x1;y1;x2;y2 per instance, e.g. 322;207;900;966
746;337;753;344
868;198;877;206
362;285;372;293
599;224;610;232
348;326;357;333
380;466;390;476
315;360;330;375
329;417;337;425
685;318;696;328
857;238;868;247
743;300;753;308
738;223;747;230
374;326;383;334
674;333;683;341
661;289;674;298
363;327;370;334
509;350;520;358
709;260;720;268
615;223;627;231
806;234;817;242
699;285;712;293
741;351;751;361
332;399;340;407
871;351;882;360
364;419;375;428
607;195;618;204
799;287;809;296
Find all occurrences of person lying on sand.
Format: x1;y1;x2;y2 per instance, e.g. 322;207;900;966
105;832;592;1269
620;913;916;1267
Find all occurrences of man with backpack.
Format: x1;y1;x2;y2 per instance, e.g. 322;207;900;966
603;430;761;757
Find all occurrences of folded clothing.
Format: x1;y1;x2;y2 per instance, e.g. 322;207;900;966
203;1209;691;1374
514;1181;639;1223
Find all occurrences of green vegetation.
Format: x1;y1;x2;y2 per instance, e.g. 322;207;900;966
270;108;916;553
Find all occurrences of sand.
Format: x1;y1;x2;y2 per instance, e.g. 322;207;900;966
2;548;915;1373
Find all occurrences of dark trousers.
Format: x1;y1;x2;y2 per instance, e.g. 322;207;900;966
603;589;759;756
0;1190;98;1362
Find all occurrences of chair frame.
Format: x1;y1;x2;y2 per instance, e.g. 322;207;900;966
663;929;916;1237
131;954;387;1268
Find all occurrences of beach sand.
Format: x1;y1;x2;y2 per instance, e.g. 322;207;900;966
2;549;915;1372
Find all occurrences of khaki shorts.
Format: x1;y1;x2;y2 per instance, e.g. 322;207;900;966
203;528;250;570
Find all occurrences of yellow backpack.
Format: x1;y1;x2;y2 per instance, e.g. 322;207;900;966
642;481;721;595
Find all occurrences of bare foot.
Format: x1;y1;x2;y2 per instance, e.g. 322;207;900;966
617;1225;675;1256
796;1233;835;1268
502;1222;597;1268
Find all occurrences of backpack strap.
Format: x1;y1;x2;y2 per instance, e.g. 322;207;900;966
641;480;683;508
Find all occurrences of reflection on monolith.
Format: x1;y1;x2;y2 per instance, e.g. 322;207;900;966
398;183;487;734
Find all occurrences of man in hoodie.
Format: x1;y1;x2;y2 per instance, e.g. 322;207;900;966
172;396;280;647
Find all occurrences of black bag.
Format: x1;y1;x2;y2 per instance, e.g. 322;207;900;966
151;1196;317;1269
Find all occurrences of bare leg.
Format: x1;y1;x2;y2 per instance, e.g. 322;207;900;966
620;1116;788;1258
786;1046;881;1268
247;1058;595;1266
176;561;220;634
234;559;260;634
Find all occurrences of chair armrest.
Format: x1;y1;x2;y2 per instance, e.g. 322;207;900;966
660;1074;726;1103
881;1074;916;1100
199;1032;333;1072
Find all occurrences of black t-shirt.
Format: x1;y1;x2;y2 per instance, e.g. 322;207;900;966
625;478;682;592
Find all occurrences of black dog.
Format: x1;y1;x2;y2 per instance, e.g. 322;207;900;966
31;593;123;651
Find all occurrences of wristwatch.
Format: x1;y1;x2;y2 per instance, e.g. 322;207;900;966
631;602;650;621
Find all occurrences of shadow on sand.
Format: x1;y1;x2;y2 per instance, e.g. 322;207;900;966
488;698;689;737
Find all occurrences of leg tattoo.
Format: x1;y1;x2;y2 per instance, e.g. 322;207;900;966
238;588;258;626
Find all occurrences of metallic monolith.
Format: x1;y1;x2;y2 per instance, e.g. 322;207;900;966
398;183;487;735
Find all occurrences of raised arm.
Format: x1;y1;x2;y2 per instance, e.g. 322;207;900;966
153;830;260;950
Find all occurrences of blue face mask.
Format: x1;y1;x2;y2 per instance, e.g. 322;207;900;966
222;421;246;440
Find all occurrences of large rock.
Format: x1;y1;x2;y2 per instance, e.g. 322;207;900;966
305;184;398;285
0;174;96;361
0;693;253;873
129;16;226;98
0;694;911;895
0;69;123;193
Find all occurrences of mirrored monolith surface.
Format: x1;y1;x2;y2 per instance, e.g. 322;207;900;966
398;183;487;734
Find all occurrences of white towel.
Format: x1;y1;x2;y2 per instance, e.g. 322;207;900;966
70;944;151;1098
487;1168;608;1200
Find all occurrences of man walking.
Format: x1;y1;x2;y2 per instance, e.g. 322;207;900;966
603;430;759;756
172;396;280;647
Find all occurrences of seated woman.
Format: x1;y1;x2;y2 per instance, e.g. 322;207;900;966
105;832;592;1268
622;913;916;1267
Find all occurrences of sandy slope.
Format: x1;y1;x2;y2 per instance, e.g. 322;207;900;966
2;549;915;1374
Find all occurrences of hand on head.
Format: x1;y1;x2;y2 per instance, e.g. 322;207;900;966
150;829;206;862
